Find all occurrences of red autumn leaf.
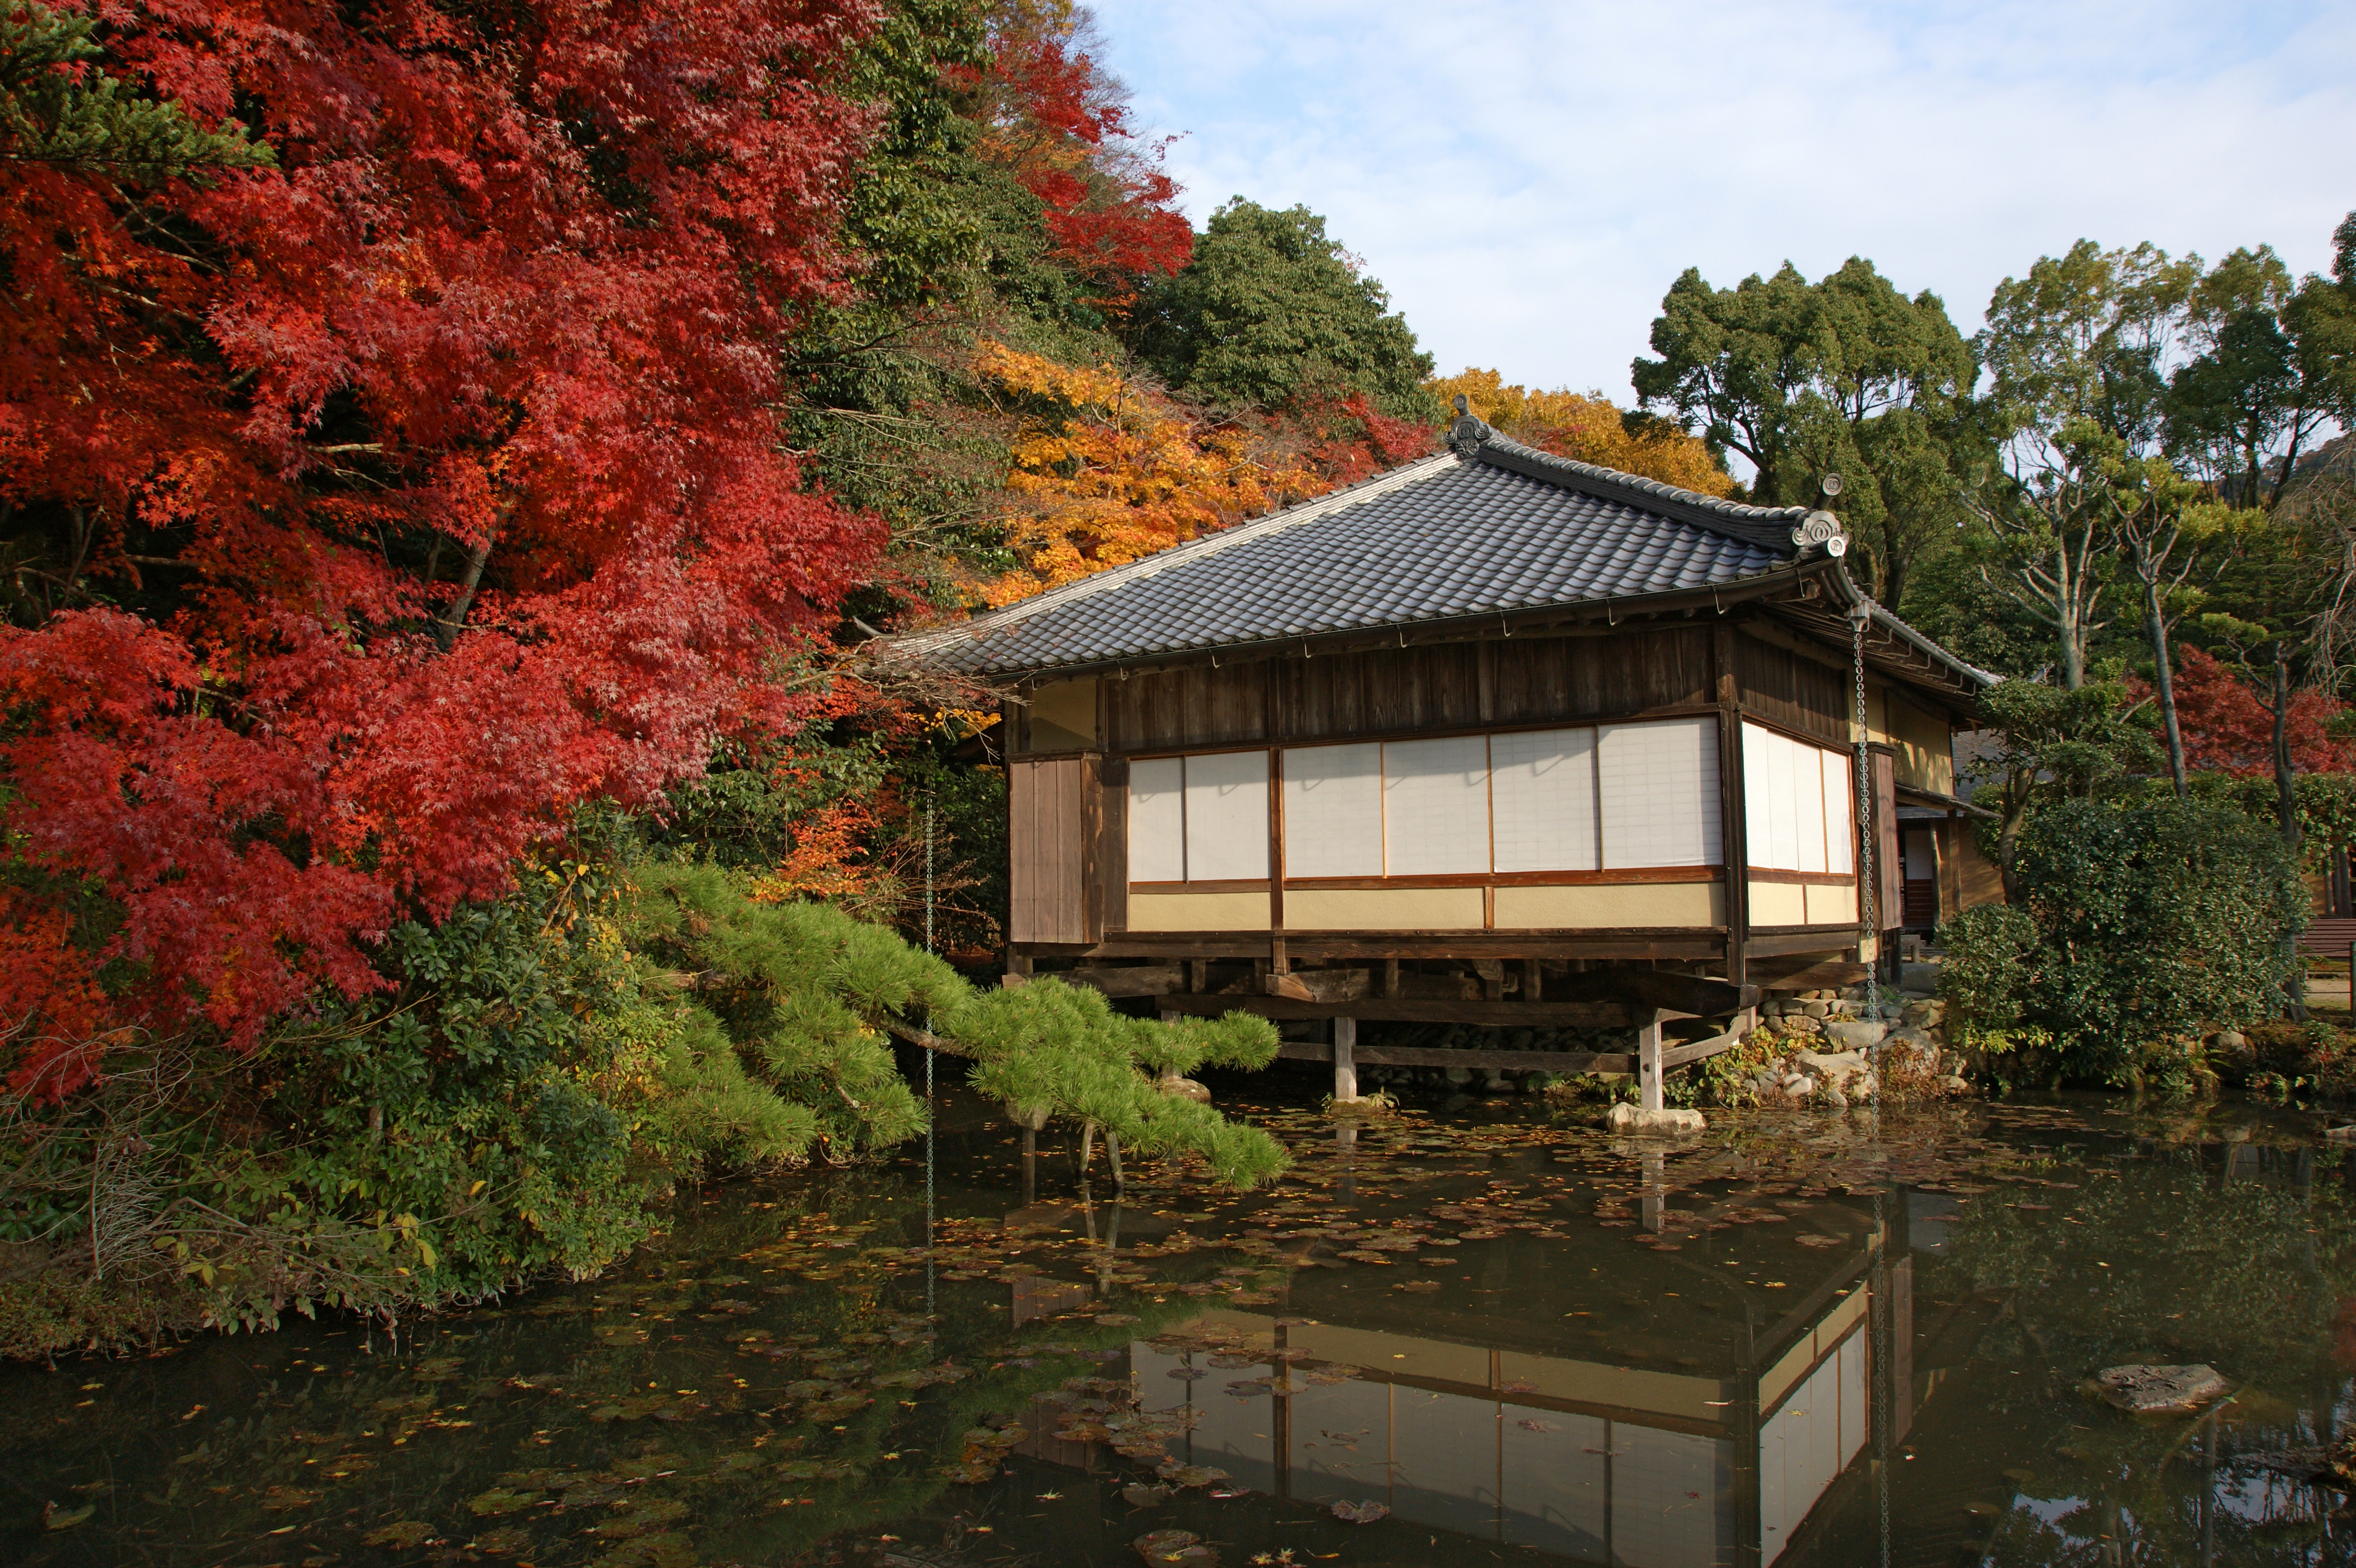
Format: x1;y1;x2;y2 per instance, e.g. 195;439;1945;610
0;0;889;1089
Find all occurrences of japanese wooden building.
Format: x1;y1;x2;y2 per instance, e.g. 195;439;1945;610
895;411;1995;1096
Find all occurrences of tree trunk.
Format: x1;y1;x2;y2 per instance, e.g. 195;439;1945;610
2272;645;2301;857
434;528;497;652
2146;577;2187;798
2057;542;2087;689
1995;771;2030;905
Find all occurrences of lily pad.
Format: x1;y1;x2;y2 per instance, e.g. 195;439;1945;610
1134;1528;1217;1564
467;1487;541;1516
1157;1464;1229;1488
364;1521;436;1547
1332;1498;1391;1523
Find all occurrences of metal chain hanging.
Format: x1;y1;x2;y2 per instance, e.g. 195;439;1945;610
1852;607;1881;1023
1873;1187;1893;1567
923;796;937;1317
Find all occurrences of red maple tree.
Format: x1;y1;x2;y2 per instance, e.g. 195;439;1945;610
2167;644;2356;776
976;17;1192;311
1;0;887;1090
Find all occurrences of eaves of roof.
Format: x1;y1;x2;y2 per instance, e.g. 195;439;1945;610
882;419;1979;695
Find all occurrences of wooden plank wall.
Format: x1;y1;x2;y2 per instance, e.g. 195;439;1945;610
1873;750;1902;931
1008;757;1092;943
1738;632;1847;744
1102;628;1716;751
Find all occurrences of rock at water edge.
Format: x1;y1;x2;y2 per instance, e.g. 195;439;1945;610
2094;1364;2230;1414
1608;1103;1705;1135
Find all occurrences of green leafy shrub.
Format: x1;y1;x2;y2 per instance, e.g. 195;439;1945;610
953;980;1284;1187
4;855;1289;1356
1938;798;2306;1083
1937;904;2039;1047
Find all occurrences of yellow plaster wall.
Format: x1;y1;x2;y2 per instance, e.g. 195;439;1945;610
1025;679;1098;752
1125;889;1270;931
1871;681;1956;795
1284;887;1485;930
1805;881;1859;926
1748;880;1808;927
1491;882;1723;930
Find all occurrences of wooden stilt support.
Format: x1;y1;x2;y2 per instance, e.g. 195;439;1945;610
1638;1013;1665;1113
1332;1015;1358;1104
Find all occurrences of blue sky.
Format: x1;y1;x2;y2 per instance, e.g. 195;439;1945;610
1086;0;2356;404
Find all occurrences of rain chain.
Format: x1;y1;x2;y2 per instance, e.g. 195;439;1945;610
1851;605;1881;1022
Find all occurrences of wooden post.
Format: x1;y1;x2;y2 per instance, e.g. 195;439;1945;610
1382;958;1401;999
1715;622;1750;989
1638;1012;1665;1112
1332;1015;1358;1104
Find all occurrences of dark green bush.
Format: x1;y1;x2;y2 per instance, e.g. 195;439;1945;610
1939;798;2307;1084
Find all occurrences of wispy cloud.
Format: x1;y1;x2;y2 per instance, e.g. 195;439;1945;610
1089;0;2356;401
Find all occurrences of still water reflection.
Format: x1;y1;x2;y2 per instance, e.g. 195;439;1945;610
4;1085;2351;1566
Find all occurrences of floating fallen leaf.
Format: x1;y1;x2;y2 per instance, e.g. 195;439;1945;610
1135;1527;1217;1564
42;1501;95;1531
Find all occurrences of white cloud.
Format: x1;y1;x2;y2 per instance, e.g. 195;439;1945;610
1087;0;2356;403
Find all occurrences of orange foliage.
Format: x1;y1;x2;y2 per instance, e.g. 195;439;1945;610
753;797;883;905
1426;368;1737;498
975;342;1330;604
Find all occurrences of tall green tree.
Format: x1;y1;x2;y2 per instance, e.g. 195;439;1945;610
1969;241;2201;689
1135;199;1440;421
1631;257;1978;608
2164;244;2339;509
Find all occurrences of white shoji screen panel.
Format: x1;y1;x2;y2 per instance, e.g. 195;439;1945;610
1598;717;1721;868
1282;743;1384;878
1489;727;1600;873
1822;748;1855;874
1182;749;1269;881
1383;734;1491;876
1127;756;1186;882
1743;722;1857;874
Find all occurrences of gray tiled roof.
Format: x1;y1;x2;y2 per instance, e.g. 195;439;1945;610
896;428;1823;678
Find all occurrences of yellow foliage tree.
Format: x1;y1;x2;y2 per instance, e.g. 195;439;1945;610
1425;368;1738;499
975;341;1329;605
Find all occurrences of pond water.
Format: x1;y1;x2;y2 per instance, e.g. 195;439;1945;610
5;1078;2352;1567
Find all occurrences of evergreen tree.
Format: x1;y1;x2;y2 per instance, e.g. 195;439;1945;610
1137;199;1441;422
1;0;273;185
1631;257;1980;608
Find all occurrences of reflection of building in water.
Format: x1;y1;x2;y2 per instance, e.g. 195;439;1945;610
1026;1238;1906;1568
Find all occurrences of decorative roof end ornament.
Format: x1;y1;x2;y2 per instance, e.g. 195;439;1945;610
1791;508;1847;557
1448;393;1493;455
